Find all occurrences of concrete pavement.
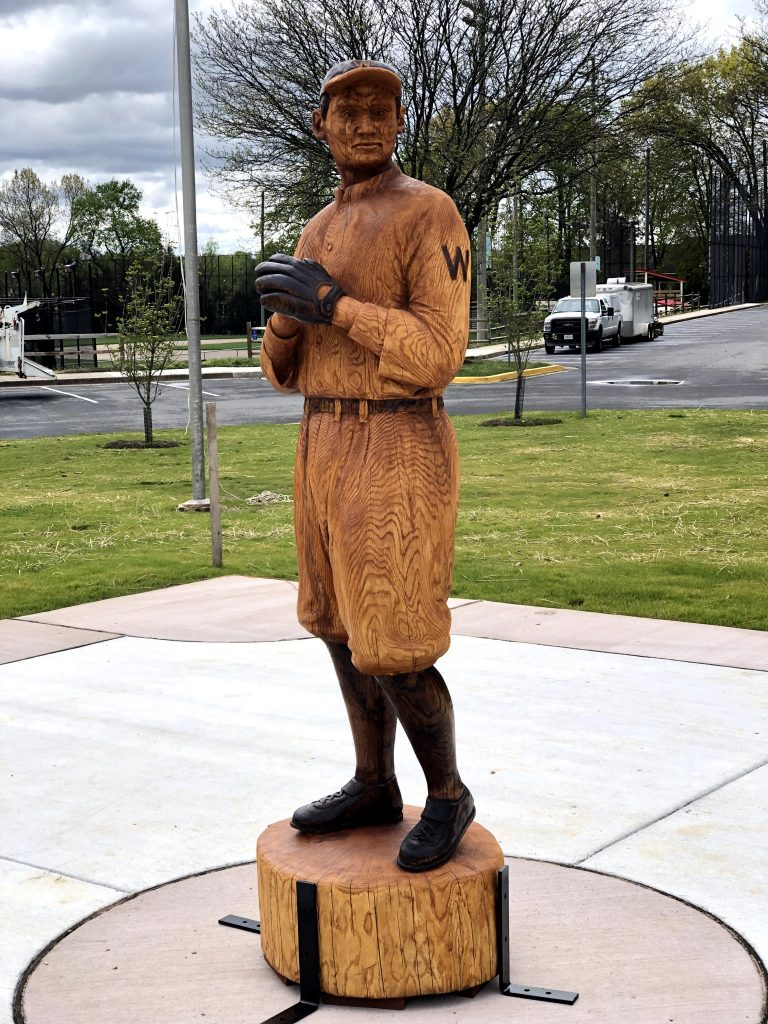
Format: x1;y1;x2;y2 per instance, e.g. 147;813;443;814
2;576;767;1021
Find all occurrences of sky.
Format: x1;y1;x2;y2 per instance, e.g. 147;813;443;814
0;0;760;254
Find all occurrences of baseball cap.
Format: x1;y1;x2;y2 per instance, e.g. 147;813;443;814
320;60;402;100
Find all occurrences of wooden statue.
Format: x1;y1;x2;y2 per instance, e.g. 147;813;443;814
255;59;473;872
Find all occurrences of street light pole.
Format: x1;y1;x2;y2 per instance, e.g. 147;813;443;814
175;0;207;507
462;0;488;346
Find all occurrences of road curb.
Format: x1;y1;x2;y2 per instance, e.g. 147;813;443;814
451;364;569;385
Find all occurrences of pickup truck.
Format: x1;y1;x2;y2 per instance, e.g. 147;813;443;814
542;295;622;353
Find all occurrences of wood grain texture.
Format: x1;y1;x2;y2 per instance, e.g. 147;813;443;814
260;162;471;398
256;807;503;999
294;405;459;674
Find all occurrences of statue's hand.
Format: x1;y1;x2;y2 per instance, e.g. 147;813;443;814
255;254;345;325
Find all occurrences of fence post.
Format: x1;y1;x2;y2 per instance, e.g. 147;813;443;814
246;320;252;360
206;402;223;568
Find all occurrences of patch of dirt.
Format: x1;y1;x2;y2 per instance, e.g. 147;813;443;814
479;416;563;428
102;440;181;449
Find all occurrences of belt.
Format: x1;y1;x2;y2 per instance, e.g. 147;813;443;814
304;396;443;418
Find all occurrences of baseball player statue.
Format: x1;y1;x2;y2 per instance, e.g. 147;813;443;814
255;59;474;872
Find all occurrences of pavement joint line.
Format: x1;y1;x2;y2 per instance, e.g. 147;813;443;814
574;753;768;866
0;854;130;894
13;617;126;639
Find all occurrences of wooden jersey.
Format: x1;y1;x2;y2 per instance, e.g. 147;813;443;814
261;163;471;398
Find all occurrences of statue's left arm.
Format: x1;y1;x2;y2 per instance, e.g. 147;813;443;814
333;194;471;389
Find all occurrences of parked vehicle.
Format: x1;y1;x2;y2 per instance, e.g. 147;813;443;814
596;281;664;341
0;297;55;379
542;295;622;353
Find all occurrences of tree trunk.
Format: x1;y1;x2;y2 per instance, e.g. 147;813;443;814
257;809;503;1000
514;373;526;421
143;405;153;444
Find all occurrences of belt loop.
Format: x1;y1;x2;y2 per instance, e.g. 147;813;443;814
303;397;309;416
334;398;341;420
431;397;438;418
359;398;369;422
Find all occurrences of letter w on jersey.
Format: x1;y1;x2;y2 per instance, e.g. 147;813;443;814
441;245;469;282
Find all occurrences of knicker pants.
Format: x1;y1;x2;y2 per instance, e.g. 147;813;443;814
294;406;459;676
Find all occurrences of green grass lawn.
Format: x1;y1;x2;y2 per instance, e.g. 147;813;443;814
1;408;766;629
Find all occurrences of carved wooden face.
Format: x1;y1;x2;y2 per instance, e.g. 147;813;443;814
313;84;405;178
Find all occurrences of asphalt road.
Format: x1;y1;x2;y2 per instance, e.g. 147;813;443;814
1;306;766;440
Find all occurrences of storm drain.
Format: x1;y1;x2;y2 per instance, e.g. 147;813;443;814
591;379;684;386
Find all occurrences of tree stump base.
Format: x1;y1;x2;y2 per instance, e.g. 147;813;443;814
256;806;503;1001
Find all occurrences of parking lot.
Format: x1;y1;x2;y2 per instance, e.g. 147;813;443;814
0;306;766;439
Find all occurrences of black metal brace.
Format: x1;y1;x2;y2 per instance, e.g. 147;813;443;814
219;914;261;933
496;865;579;1005
219;880;321;1023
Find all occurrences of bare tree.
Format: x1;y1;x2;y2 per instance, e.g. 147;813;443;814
489;200;553;421
195;0;692;234
114;265;184;445
0;169;87;295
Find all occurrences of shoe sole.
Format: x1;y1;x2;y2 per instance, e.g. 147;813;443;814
396;806;476;873
290;810;404;836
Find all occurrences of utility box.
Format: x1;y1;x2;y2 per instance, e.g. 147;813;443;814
596;281;660;340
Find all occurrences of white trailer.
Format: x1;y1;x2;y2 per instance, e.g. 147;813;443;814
0;297;57;379
596;280;663;341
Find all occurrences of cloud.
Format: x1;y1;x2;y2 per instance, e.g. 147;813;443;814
1;0;758;255
0;2;173;103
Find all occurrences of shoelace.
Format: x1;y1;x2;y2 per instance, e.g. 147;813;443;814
314;787;351;807
407;816;443;846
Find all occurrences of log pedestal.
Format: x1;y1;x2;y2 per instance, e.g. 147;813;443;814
256;807;504;1004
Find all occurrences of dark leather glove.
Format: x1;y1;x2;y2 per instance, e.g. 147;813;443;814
254;253;345;325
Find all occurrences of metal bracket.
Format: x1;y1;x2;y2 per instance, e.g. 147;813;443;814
218;914;260;933
219;880;320;1023
496;866;579;1006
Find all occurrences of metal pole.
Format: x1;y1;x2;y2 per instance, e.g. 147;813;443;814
260;191;266;329
645;146;651;271
475;3;488;346
629;223;635;283
477;217;488;345
580;262;587;417
175;0;206;504
589;60;597;262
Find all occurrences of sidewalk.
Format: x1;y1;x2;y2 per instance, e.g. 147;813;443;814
1;576;767;1021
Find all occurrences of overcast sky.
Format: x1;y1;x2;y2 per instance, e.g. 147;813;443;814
0;0;759;254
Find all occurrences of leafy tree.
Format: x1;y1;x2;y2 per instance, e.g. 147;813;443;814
194;0;691;235
115;264;184;445
632;43;767;239
0;169;86;295
72;180;163;268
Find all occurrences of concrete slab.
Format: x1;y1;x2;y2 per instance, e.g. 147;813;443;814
2;635;767;890
16;860;767;1024
20;576;311;642
0;859;118;1024
0;620;116;666
585;764;768;959
450;599;768;669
